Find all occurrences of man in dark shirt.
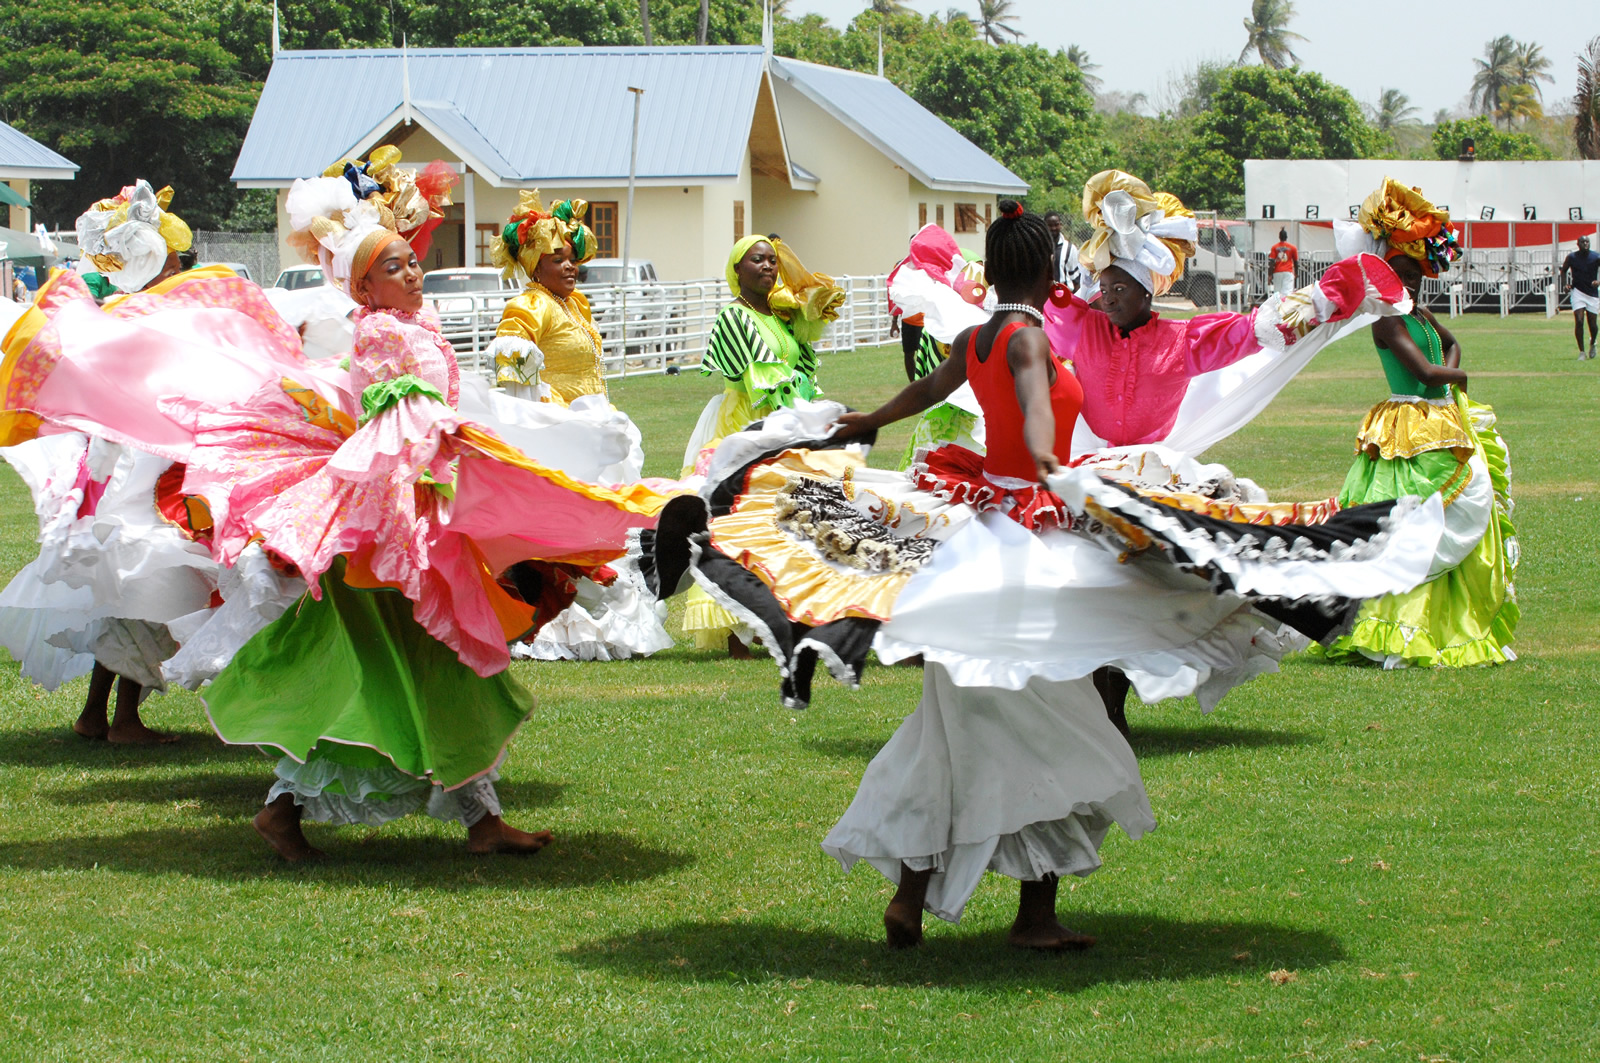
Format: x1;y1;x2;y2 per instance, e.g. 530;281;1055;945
1560;235;1600;359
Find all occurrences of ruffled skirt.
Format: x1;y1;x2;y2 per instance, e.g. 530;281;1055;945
636;402;1449;711
203;562;534;792
1316;394;1518;667
822;664;1155;923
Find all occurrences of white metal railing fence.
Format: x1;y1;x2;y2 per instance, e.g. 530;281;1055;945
427;273;897;384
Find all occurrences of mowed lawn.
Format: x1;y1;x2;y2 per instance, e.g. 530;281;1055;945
0;312;1596;1061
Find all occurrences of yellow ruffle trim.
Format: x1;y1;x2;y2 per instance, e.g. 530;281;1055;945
1354;399;1474;461
1135;487;1341;526
708;449;915;626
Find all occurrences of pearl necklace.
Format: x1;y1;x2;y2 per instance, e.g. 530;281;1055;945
993;302;1044;325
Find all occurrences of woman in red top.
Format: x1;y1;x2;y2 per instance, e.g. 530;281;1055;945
631;203;1446;953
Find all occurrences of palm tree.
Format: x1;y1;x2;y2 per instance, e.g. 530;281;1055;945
1372;88;1419;133
945;7;972;28
1511;41;1555;101
1471;35;1518;122
1237;0;1307;70
1496;82;1543;127
975;0;1023;45
869;0;911;14
1065;44;1102;94
1577;36;1600;160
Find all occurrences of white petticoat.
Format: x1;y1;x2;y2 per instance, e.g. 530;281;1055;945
0;435;219;691
511;562;673;662
268;756;503;828
822;663;1155;924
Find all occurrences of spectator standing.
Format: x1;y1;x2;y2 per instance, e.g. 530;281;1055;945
1044;210;1083;293
1560;234;1600;360
1268;227;1298;296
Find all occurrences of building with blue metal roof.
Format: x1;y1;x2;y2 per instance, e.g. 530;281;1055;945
234;46;1026;280
0;119;79;232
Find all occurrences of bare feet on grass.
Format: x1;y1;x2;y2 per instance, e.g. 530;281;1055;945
466;814;553;855
106;718;180;745
884;864;933;949
254;794;324;862
1009;875;1095;951
73;663;116;739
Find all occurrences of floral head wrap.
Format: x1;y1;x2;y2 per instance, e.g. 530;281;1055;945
1077;170;1197;297
74;181;194;293
726;235;847;344
1335;178;1460;278
490;190;596;285
284;145;457;297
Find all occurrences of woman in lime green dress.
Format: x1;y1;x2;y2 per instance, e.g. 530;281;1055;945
1317;178;1517;667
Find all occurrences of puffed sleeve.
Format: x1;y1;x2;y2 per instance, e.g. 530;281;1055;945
701;305;763;380
489;294;547;388
1181;312;1262;375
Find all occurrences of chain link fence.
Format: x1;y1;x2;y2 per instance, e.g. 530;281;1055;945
191;232;279;288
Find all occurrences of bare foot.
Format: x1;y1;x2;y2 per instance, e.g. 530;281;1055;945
727;634;753;660
883;898;924;949
1007;917;1096;951
253;797;324;862
106;720;180;745
466;814;553;855
72;717;109;740
883;863;932;949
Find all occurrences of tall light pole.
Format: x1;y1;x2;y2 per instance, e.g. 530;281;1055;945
623;86;645;273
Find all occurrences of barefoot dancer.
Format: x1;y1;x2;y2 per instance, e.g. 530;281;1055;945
0;149;666;860
638;203;1443;948
0;182;216;745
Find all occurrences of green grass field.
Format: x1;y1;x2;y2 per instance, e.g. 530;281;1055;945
0;313;1596;1061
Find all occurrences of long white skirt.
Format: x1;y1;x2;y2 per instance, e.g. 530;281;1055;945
821;663;1156;924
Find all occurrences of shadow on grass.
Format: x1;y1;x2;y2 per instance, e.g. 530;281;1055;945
38;773;571;817
801;736;886;762
1128;724;1319;758
564;914;1342;990
0;824;692;889
0;727;262;769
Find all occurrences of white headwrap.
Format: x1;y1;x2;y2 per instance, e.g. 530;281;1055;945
74;180;193;294
1095;189;1198;294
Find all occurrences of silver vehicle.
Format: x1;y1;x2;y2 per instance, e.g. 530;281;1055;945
422;266;514;354
201;261;256;284
270;265;326;290
577;258;679;357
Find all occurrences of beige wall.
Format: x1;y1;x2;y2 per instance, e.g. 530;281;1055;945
262;111;1000;282
753;83;1001;276
7;179;27;231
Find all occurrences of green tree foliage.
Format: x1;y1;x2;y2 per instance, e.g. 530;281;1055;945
1168;66;1378;212
1576;36;1600;160
409;0;646;47
1471;35;1518;122
1431;116;1553;161
911;41;1107;212
0;0;259;229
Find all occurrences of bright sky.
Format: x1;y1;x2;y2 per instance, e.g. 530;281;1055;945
786;0;1588;120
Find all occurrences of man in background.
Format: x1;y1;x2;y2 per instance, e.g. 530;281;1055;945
1044;211;1083;293
1560;234;1600;360
1268;228;1298;297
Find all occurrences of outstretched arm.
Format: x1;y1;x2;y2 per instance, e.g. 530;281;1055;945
1006;328;1064;484
834;328;971;439
1373;316;1467;390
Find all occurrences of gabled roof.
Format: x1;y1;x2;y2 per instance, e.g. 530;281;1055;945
0;120;78;180
233;47;769;187
768;57;1026;196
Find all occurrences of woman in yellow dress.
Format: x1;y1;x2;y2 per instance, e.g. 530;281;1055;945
487;192;607;406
